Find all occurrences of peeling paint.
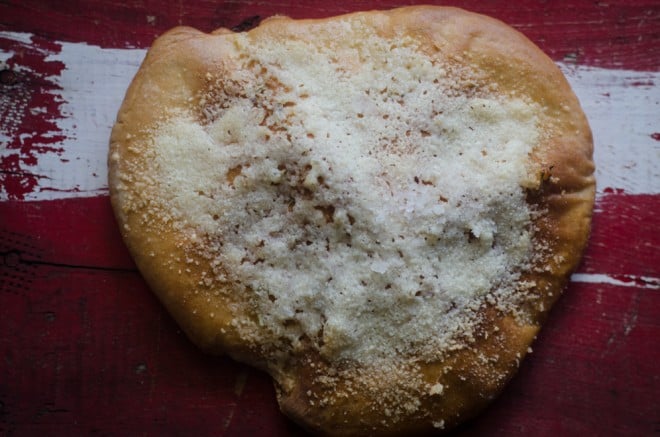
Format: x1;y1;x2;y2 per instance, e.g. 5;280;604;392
0;31;658;201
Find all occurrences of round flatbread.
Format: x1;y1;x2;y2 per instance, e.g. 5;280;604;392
109;6;595;435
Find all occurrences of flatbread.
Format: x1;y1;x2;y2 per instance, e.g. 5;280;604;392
109;6;595;435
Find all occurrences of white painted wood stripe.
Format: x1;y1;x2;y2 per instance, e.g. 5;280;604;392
571;273;660;290
1;31;658;201
559;64;660;197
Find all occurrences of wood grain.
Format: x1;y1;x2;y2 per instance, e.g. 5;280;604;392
1;0;658;71
1;193;657;435
1;1;659;435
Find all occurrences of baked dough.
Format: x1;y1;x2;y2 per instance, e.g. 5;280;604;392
109;6;595;435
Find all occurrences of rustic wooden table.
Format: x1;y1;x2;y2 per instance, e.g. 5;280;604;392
1;1;658;435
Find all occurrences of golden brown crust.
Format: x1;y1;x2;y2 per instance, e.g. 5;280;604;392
109;6;594;435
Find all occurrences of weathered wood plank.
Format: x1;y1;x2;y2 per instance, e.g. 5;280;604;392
1;0;658;70
1;32;658;201
1;1;658;435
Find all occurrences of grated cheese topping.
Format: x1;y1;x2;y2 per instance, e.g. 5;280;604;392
145;23;540;366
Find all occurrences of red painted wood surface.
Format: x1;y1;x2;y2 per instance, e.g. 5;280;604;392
2;0;659;70
1;1;659;435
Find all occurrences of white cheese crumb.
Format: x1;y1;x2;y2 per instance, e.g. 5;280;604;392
145;24;540;365
432;420;445;429
429;383;444;396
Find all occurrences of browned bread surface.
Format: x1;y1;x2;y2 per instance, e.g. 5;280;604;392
109;6;594;435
